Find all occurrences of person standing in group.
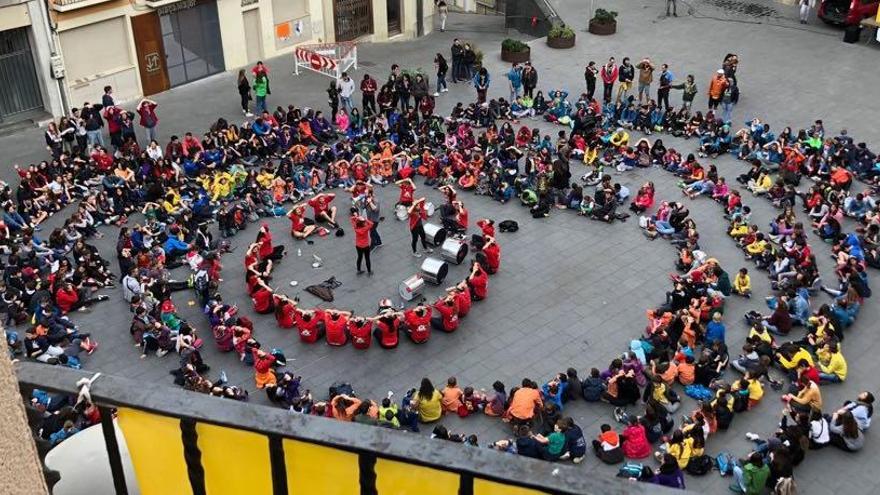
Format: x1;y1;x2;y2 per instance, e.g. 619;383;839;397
507;63;523;104
616;57;634;103
438;0;449;31
522;62;538;98
338;72;356;115
473;67;490;105
636;57;655;104
408;197;433;258
666;0;678;17
708;69;728;110
237;70;253;116
451;39;464;83
657;64;673;110
361;73;377;117
411;73;430;104
671;74;697;111
327;80;340;123
102;85;115;108
600;57;617;104
351;213;374;275
463;43;476;81
434;53;448;97
136;98;159;143
81;102;104;150
585;61;598;101
721;80;737;123
253;72;269;115
366;187;382;250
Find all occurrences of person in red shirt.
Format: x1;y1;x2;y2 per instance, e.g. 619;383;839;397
395;177;416;206
373;309;402;348
90;147;114;172
324;309;351;346
408;197;432;257
347;316;373;350
251;278;274;314
472;218;495;250
252;349;277;389
455;201;469;232
480;236;501;274
403;304;432;344
308;192;338;227
448;282;472;317
287;204;316;239
181;132;203;157
351;214;374;275
54;281;108;314
273;294;297;328
294;308;325;343
431;294;460;332
257;223;285;261
466;261;489;301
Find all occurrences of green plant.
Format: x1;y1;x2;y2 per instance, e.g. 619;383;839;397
501;38;529;52
592;8;618;24
548;25;576;39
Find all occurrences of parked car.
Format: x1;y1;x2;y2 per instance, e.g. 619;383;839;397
818;0;879;25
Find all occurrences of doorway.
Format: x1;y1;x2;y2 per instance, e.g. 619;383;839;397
333;0;374;42
386;0;401;36
0;27;44;122
159;0;225;87
243;9;263;64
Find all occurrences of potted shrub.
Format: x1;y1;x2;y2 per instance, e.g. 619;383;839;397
547;24;576;48
589;8;618;35
500;38;530;64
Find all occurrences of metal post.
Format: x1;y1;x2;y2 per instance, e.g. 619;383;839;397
99;407;129;495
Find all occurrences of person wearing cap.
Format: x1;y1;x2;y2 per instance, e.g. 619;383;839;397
708;69;728;110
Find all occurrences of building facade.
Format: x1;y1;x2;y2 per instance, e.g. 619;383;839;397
0;0;65;126
46;0;434;110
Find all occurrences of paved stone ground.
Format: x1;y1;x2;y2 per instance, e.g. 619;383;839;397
4;6;880;494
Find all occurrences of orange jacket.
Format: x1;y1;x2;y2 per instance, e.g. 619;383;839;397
708;74;728;99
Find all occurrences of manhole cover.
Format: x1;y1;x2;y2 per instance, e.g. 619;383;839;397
359;60;377;68
700;0;780;18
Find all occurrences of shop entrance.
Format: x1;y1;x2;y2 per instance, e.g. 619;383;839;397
158;0;225;87
0;27;44;123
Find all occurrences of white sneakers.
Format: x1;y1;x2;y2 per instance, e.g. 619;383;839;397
433;92;440;97
745;432;760;441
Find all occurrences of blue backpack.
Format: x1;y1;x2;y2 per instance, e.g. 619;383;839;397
684;384;714;401
716;452;735;476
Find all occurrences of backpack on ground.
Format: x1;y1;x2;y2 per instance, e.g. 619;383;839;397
684;384;713;401
499;220;519;232
329;382;355;399
715;452;735;476
616;462;644;479
686;454;713;476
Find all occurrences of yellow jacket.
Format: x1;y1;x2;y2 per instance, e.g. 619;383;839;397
746;240;768;255
817;349;847;381
734;273;751;292
778;347;813;370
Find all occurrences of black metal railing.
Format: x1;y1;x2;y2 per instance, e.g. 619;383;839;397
14;362;678;495
505;0;562;37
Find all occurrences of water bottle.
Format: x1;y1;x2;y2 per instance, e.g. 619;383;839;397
297;248;302;257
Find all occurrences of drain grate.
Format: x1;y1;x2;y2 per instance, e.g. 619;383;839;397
700;0;780;18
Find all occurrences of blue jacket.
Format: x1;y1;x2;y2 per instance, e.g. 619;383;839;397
164;236;189;255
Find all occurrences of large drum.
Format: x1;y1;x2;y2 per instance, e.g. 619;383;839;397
420;257;448;285
423;222;446;246
440;238;469;265
398;274;425;301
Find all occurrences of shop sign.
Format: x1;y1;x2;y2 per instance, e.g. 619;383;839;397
158;0;196;16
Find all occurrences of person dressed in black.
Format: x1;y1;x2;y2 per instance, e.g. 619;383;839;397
407;198;433;257
585;61;598;101
450;39;464;83
327;81;340;123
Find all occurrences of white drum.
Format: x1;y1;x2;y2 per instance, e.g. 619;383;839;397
420;257;449;285
440;238;469;265
425;201;436;217
423;222;447;246
395;204;408;221
399;274;425;301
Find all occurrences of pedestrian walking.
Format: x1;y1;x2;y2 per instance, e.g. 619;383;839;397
136;98;159;143
438;0;449;31
799;0;815;23
434;53;448;96
327;80;340;123
636;57;655;104
666;0;678;16
338;71;356;115
522;62;538;98
351;214;374;275
361;73;377;116
474;67;490;105
237;70;253;116
408;198;433;257
657;64;673;110
451;39;464;82
600;57;617;103
585;61;598;100
253;73;269;115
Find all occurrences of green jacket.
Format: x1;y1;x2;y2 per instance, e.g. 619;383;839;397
253;77;268;97
743;463;770;495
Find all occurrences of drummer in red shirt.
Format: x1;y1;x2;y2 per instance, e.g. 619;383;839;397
351;214;374;275
403;303;432;344
324;309;352;346
455;201;469;232
466;261;489;301
373;308;402;348
431;293;460;332
251;278;274;314
308;192;339;228
347;316;373;349
472;218;495;250
479;235;500;274
447;281;472;317
294;307;325;343
257;223;285;261
395;177;416;206
287;204;316;239
408;197;432;257
273;293;297;328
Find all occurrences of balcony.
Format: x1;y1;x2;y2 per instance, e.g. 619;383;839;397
50;0;116;12
13;363;665;495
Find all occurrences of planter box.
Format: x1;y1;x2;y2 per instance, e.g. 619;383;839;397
501;47;531;63
547;34;575;48
588;19;617;35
